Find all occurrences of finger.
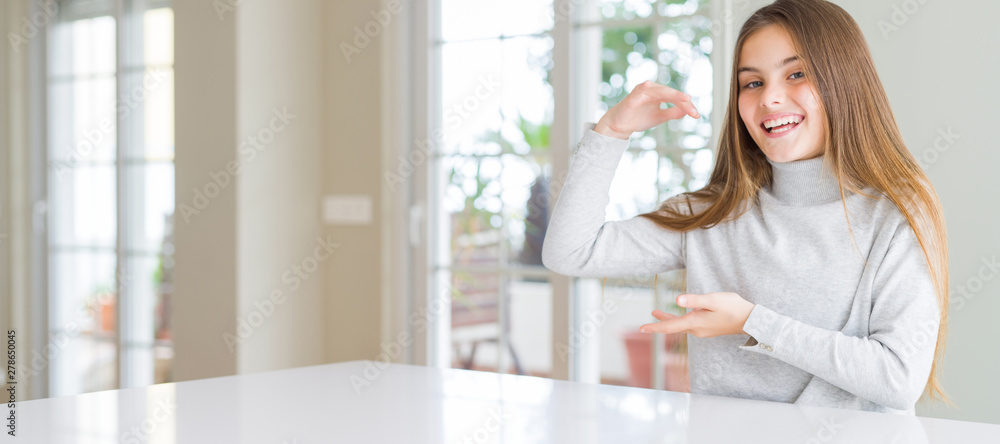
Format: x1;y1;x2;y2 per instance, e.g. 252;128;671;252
677;293;717;311
684;101;701;119
639;81;691;102
640;320;683;335
656;99;698;121
641;313;695;334
672;99;699;119
638;82;699;117
651;309;679;321
656;106;689;122
640;312;700;334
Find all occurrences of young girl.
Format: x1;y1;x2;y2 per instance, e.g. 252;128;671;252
542;0;951;415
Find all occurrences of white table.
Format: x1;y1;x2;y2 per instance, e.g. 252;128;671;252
15;360;1000;443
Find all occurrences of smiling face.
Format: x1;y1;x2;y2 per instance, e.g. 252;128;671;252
737;25;827;163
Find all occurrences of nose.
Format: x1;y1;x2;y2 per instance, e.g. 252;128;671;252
760;83;786;107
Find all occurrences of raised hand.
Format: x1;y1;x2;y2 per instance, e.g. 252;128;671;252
593;80;701;140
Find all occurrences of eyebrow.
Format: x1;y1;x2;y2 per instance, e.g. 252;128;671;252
737;56;800;75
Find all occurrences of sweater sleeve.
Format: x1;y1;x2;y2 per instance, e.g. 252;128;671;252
737;219;941;411
541;122;687;278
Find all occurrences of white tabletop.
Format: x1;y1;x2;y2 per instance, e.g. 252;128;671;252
15;360;999;443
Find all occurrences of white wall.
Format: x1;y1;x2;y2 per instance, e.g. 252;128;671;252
0;0;39;400
825;0;1000;424
173;0;389;376
174;0;329;378
322;0;386;363
173;0;240;380
234;0;326;374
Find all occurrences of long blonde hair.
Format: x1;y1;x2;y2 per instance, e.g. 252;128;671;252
637;0;952;405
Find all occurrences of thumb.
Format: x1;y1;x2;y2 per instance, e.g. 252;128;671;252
677;293;716;311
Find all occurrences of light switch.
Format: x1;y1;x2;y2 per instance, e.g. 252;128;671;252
323;194;372;225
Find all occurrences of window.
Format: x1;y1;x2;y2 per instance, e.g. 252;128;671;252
430;0;557;377
423;0;718;388
46;0;174;397
573;0;715;389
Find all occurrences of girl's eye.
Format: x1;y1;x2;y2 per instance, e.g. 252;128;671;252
742;72;804;90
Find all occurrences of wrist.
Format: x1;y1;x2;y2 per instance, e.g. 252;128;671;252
741;304;756;335
593;121;630;140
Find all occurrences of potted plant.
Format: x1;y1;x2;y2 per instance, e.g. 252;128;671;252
83;287;116;334
623;325;689;392
623;271;691;392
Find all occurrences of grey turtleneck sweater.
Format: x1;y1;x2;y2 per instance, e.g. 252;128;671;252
542;122;940;415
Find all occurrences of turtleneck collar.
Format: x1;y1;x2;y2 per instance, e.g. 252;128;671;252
762;154;842;205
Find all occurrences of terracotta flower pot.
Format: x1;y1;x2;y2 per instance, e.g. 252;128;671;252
623;330;690;392
99;297;115;332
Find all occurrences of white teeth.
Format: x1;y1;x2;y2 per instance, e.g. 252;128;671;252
764;116;803;130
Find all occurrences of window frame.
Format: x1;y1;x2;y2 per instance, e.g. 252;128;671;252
392;0;737;385
37;0;174;397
